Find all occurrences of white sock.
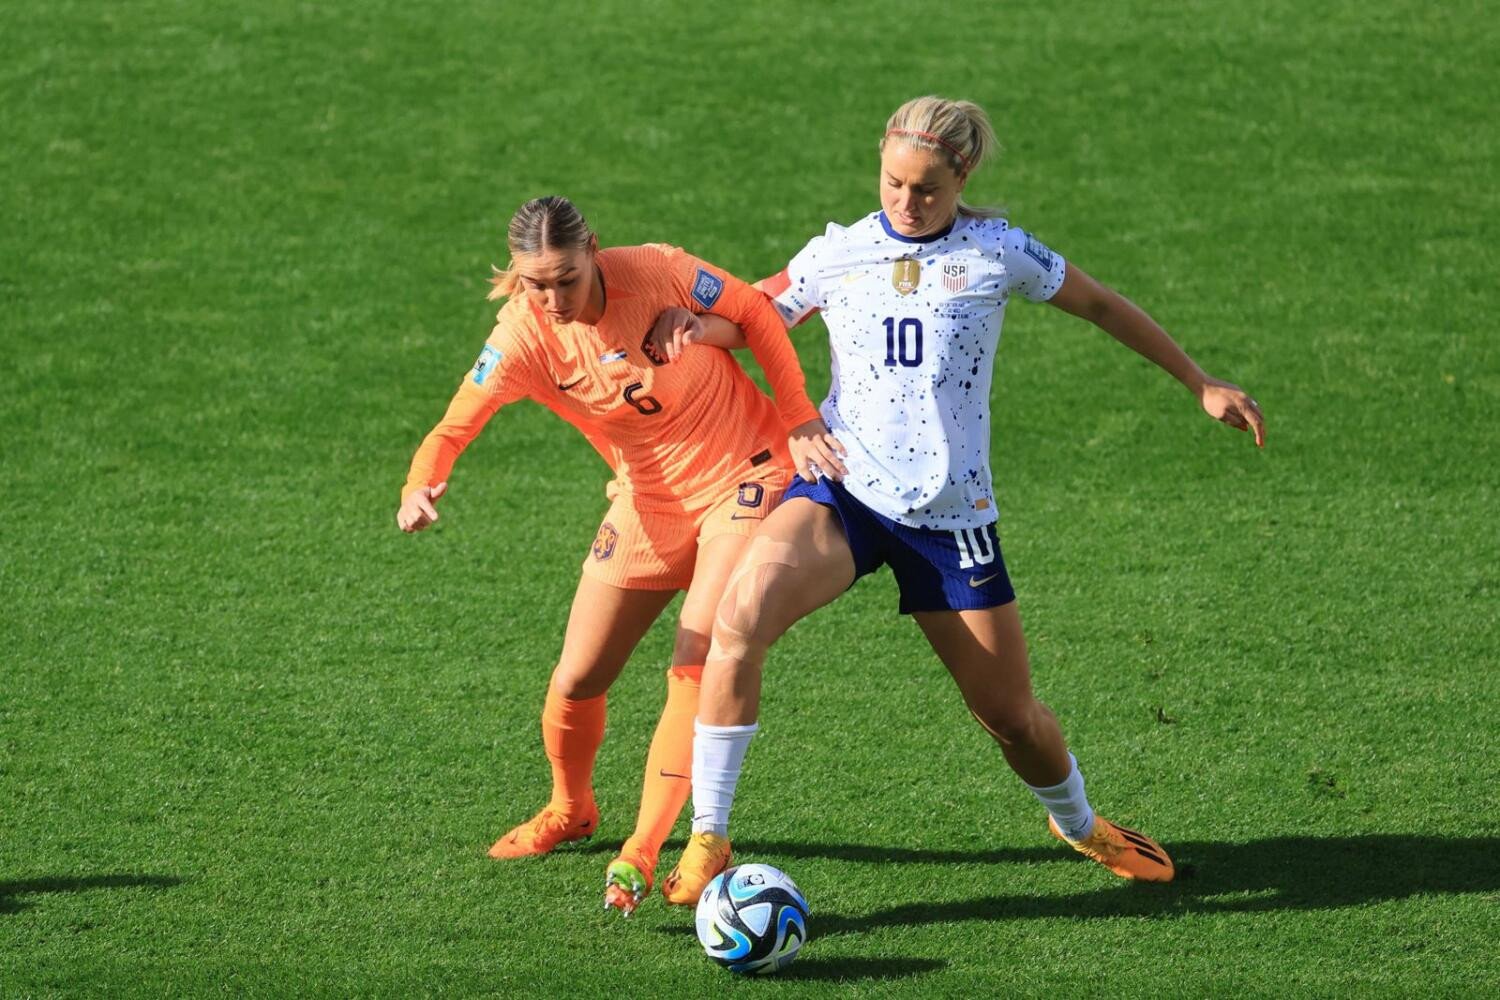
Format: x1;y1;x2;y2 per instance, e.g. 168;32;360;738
1026;753;1096;841
691;720;758;835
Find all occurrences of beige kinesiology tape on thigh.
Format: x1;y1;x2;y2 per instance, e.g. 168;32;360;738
708;536;801;663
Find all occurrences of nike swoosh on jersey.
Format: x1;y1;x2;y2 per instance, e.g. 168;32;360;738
659;770;690;780
729;513;763;521
558;377;585;391
968;572;1001;588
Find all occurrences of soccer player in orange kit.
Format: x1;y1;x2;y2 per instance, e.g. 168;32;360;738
396;195;845;916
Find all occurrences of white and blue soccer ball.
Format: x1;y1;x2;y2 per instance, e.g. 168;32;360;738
694;863;810;975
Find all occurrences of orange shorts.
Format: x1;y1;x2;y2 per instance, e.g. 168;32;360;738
581;468;792;590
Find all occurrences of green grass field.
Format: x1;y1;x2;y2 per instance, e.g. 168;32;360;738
4;0;1498;995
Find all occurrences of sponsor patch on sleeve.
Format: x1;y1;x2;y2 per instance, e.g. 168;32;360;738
1022;232;1055;271
691;268;724;309
471;344;503;386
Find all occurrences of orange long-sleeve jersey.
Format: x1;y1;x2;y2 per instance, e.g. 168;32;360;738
402;244;821;511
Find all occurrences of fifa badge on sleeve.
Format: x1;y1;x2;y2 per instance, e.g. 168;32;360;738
471;345;503;386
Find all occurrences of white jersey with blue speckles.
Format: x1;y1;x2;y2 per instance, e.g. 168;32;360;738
768;211;1066;529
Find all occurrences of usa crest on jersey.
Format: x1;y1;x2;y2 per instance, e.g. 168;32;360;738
941;260;970;293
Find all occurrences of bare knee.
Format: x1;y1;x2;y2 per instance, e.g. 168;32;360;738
709;561;798;667
675;581;718;665
672;625;711;666
972;697;1047;747
551;662;610;700
709;584;770;666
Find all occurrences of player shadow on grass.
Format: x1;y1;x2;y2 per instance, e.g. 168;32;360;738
0;875;182;915
734;835;1500;931
648;919;948;984
772;956;949;982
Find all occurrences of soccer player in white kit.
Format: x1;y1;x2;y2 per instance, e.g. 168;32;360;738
658;96;1267;902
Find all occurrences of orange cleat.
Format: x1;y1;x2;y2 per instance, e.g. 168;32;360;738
602;864;650;917
1049;815;1175;882
660;832;732;905
603;837;659;916
487;805;600;859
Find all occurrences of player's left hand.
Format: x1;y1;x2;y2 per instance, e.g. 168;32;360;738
1199;378;1266;448
788;418;847;483
648;307;705;363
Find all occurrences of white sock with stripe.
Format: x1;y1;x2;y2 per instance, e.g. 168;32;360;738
1026;753;1096;841
690;720;757;835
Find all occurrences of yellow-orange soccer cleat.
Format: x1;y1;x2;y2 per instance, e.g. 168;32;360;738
660;832;732;905
487;805;600;860
603;843;657;917
1049;815;1175;882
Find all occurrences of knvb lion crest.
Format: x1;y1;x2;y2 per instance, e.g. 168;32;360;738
892;256;921;295
640;330;668;366
592;522;619;561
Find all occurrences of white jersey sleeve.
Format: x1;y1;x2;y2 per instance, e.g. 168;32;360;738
763;228;836;328
999;226;1067;302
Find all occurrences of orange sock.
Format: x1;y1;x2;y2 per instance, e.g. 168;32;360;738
622;665;702;867
541;686;606;817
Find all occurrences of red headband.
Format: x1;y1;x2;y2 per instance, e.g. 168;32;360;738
885;128;971;175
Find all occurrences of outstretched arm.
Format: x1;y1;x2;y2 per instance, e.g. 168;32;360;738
1048;264;1266;448
397;380;503;531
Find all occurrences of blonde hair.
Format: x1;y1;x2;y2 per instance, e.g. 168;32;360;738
880;96;1003;219
487;195;596;301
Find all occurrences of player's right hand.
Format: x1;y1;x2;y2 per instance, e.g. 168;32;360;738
1198;377;1266;449
648;307;705;363
788;419;847;483
397;482;448;532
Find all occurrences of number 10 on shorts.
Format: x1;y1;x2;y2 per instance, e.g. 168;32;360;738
953;527;995;569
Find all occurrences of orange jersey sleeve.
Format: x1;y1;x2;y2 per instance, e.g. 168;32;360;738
661;248;821;431
400;304;546;500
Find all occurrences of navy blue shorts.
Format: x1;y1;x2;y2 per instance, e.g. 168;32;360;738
784;477;1016;615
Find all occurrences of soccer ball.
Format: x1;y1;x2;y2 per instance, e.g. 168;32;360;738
694;863;810;975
